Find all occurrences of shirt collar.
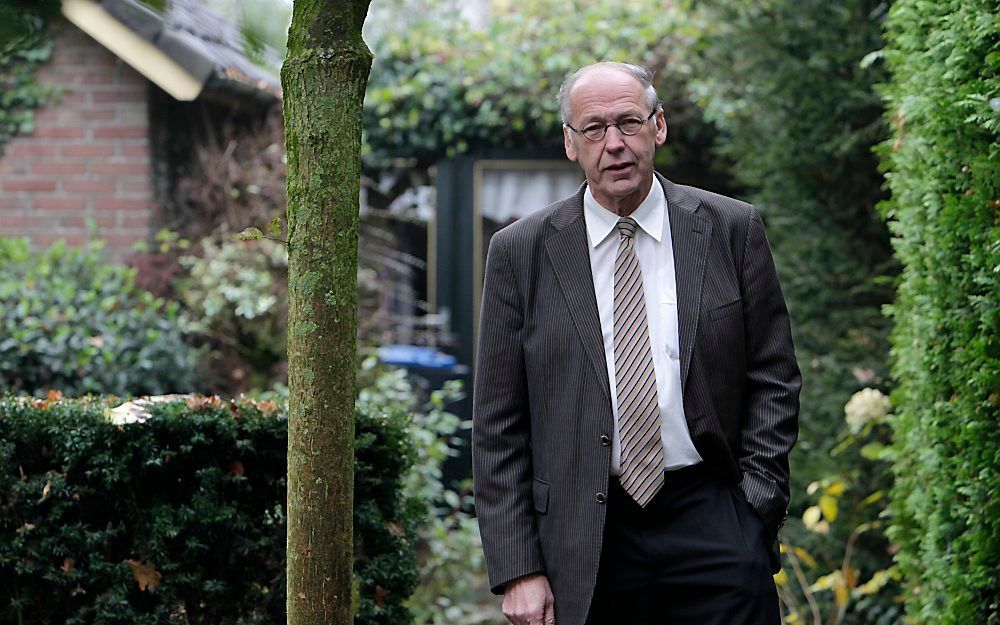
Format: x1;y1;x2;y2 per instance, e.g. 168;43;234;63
583;178;665;248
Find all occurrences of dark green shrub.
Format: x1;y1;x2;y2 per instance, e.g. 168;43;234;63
879;1;1000;623
0;238;199;397
0;395;422;625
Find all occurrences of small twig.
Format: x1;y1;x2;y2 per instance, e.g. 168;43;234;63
828;526;864;625
785;544;823;625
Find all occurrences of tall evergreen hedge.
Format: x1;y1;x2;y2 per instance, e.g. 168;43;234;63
879;2;1000;624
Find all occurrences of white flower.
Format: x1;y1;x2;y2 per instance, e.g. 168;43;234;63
844;388;890;433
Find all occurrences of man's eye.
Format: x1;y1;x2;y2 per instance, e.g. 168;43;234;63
620;118;643;126
583;124;605;134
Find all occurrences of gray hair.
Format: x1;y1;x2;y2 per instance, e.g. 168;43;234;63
557;62;661;124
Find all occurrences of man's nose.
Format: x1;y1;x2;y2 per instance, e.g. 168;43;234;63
604;126;627;151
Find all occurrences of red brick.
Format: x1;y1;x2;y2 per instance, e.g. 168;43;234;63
91;162;150;176
0;197;29;210
61;144;115;158
93;126;147;139
4;143;57;158
0;160;31;175
96;198;150;211
4;178;57;192
0;215;37;228
55;92;86;106
89;54;121;68
120;213;153;228
26;229;90;246
102;235;145;251
120;144;149;158
32;197;87;211
80;109;116;121
92;89;145;103
83;212;116;228
61;178;117;193
33;125;85;139
33;109;65;122
121;179;152;193
32;162;88;175
57;214;87;228
81;72;115;85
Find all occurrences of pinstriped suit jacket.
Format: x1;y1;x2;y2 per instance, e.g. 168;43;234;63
472;174;801;625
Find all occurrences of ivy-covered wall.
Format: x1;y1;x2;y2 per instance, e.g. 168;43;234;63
0;4;57;155
879;2;1000;624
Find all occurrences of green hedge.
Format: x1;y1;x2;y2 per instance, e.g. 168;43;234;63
0;396;420;624
879;1;1000;623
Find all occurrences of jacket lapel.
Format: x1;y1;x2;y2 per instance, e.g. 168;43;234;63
544;188;611;404
661;176;711;391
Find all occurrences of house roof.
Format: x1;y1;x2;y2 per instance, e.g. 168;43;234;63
62;0;281;101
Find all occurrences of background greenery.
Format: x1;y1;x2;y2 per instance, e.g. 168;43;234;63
879;1;1000;623
1;0;997;622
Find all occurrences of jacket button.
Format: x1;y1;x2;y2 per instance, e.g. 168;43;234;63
596;492;607;504
599;435;610;446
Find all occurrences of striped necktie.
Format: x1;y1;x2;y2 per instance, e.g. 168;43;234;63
614;217;664;507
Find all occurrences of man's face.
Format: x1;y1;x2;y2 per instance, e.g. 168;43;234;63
563;68;667;215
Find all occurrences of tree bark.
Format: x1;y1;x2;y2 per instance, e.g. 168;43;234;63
282;1;372;624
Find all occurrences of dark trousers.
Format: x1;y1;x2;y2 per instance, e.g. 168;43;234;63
585;465;780;625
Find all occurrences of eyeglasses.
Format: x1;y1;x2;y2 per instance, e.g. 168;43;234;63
566;110;657;141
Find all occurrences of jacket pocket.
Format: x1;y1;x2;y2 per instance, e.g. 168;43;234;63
709;298;742;322
532;477;550;514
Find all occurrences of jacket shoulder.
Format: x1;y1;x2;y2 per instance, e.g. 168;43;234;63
679;184;757;222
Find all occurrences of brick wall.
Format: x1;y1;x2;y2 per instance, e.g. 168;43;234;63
0;21;155;263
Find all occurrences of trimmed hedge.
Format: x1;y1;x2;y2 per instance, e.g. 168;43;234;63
0;395;419;624
879;1;1000;623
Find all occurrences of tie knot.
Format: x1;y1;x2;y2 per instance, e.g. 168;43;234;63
617;217;638;240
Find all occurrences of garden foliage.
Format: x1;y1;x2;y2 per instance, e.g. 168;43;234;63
0;394;422;625
879;1;1000;623
0;239;199;398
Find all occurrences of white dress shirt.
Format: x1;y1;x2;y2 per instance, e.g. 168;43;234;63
583;180;704;474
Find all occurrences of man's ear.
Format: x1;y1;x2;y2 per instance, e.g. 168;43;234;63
564;125;578;162
655;110;668;147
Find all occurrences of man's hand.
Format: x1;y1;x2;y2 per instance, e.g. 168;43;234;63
502;573;555;625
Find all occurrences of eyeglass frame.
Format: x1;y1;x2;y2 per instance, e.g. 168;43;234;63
564;109;659;142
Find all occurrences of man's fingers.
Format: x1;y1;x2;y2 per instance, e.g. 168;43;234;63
544;591;556;624
501;574;554;625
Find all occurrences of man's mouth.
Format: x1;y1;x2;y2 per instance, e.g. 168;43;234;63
605;162;633;172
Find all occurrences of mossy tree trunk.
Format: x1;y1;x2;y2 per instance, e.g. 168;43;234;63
282;2;373;624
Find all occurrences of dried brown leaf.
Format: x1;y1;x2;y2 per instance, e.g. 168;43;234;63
124;559;162;592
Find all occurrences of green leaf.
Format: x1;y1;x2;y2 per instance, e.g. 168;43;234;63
236;227;263;241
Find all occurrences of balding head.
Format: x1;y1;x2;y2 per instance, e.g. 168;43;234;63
557;62;660;125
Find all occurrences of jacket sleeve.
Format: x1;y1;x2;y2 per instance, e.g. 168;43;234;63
737;207;802;541
472;230;545;594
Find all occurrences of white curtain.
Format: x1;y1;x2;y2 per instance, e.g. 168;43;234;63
480;166;583;222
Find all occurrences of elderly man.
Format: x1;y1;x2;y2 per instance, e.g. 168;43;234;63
472;61;800;625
